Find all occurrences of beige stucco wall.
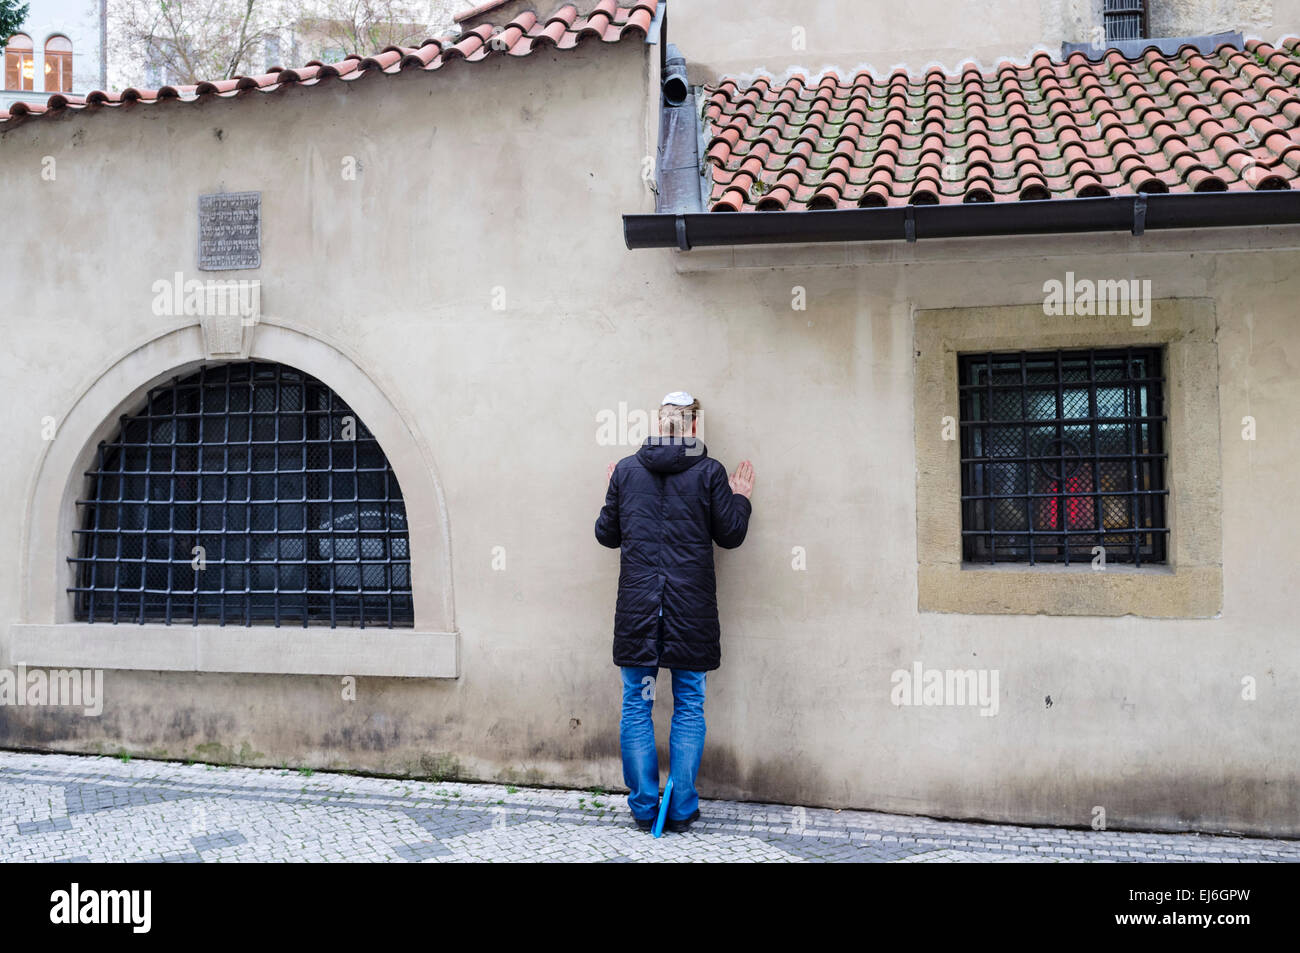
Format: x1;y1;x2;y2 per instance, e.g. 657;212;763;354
1;38;1298;835
671;0;1300;82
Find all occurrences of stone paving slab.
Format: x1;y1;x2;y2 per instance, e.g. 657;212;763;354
0;750;1295;863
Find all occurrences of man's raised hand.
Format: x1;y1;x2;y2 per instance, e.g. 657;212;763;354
606;461;616;483
729;460;755;499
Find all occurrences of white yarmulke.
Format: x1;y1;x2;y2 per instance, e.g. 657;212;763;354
661;391;695;406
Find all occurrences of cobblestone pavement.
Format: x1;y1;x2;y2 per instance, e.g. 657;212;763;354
1;750;1296;863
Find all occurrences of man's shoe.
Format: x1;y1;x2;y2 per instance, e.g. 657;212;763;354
665;808;701;833
634;800;660;832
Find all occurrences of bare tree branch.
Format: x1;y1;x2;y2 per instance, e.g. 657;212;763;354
107;0;460;88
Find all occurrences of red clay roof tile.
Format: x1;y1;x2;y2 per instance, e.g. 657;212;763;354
703;37;1300;211
0;0;657;127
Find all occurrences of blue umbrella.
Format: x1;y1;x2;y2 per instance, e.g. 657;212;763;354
651;778;674;838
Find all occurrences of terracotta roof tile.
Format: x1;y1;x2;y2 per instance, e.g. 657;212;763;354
703;37;1300;211
0;0;657;127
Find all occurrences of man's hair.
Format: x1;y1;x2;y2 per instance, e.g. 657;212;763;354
658;396;701;437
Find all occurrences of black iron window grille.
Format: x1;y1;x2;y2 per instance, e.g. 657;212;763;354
1103;0;1148;42
70;361;414;627
958;348;1168;566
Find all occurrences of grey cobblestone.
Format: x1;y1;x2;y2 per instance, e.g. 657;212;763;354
0;750;1295;863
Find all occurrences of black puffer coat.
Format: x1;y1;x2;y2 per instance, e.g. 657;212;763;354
595;437;752;671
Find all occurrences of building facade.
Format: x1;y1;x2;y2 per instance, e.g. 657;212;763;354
1;0;103;110
1;0;1298;836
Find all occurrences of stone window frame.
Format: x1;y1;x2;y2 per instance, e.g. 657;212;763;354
7;319;459;677
914;298;1222;617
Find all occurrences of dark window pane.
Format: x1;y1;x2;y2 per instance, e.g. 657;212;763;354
958;348;1167;565
72;362;414;627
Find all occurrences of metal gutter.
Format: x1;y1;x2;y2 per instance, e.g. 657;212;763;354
652;36;706;214
645;0;666;46
654;85;705;214
622;191;1300;250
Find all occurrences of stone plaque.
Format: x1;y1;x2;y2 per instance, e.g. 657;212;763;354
198;191;261;270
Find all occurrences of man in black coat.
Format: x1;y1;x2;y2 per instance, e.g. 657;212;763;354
595;392;754;832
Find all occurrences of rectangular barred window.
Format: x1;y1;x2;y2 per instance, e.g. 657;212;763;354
958;348;1168;566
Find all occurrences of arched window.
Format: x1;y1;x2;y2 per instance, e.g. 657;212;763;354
71;362;414;628
4;33;33;91
44;34;72;92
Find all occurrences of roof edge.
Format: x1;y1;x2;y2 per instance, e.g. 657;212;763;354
1;0;659;130
708;31;1299;92
1061;30;1243;61
623;191;1300;250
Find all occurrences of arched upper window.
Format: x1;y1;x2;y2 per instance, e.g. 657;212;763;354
4;33;33;91
71;362;414;628
44;34;72;92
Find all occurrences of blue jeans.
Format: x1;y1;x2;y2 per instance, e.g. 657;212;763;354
619;664;707;822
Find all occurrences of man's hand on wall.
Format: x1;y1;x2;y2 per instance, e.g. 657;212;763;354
607;461;616;482
729;460;755;499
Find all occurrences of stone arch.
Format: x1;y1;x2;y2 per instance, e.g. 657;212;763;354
20;320;455;633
